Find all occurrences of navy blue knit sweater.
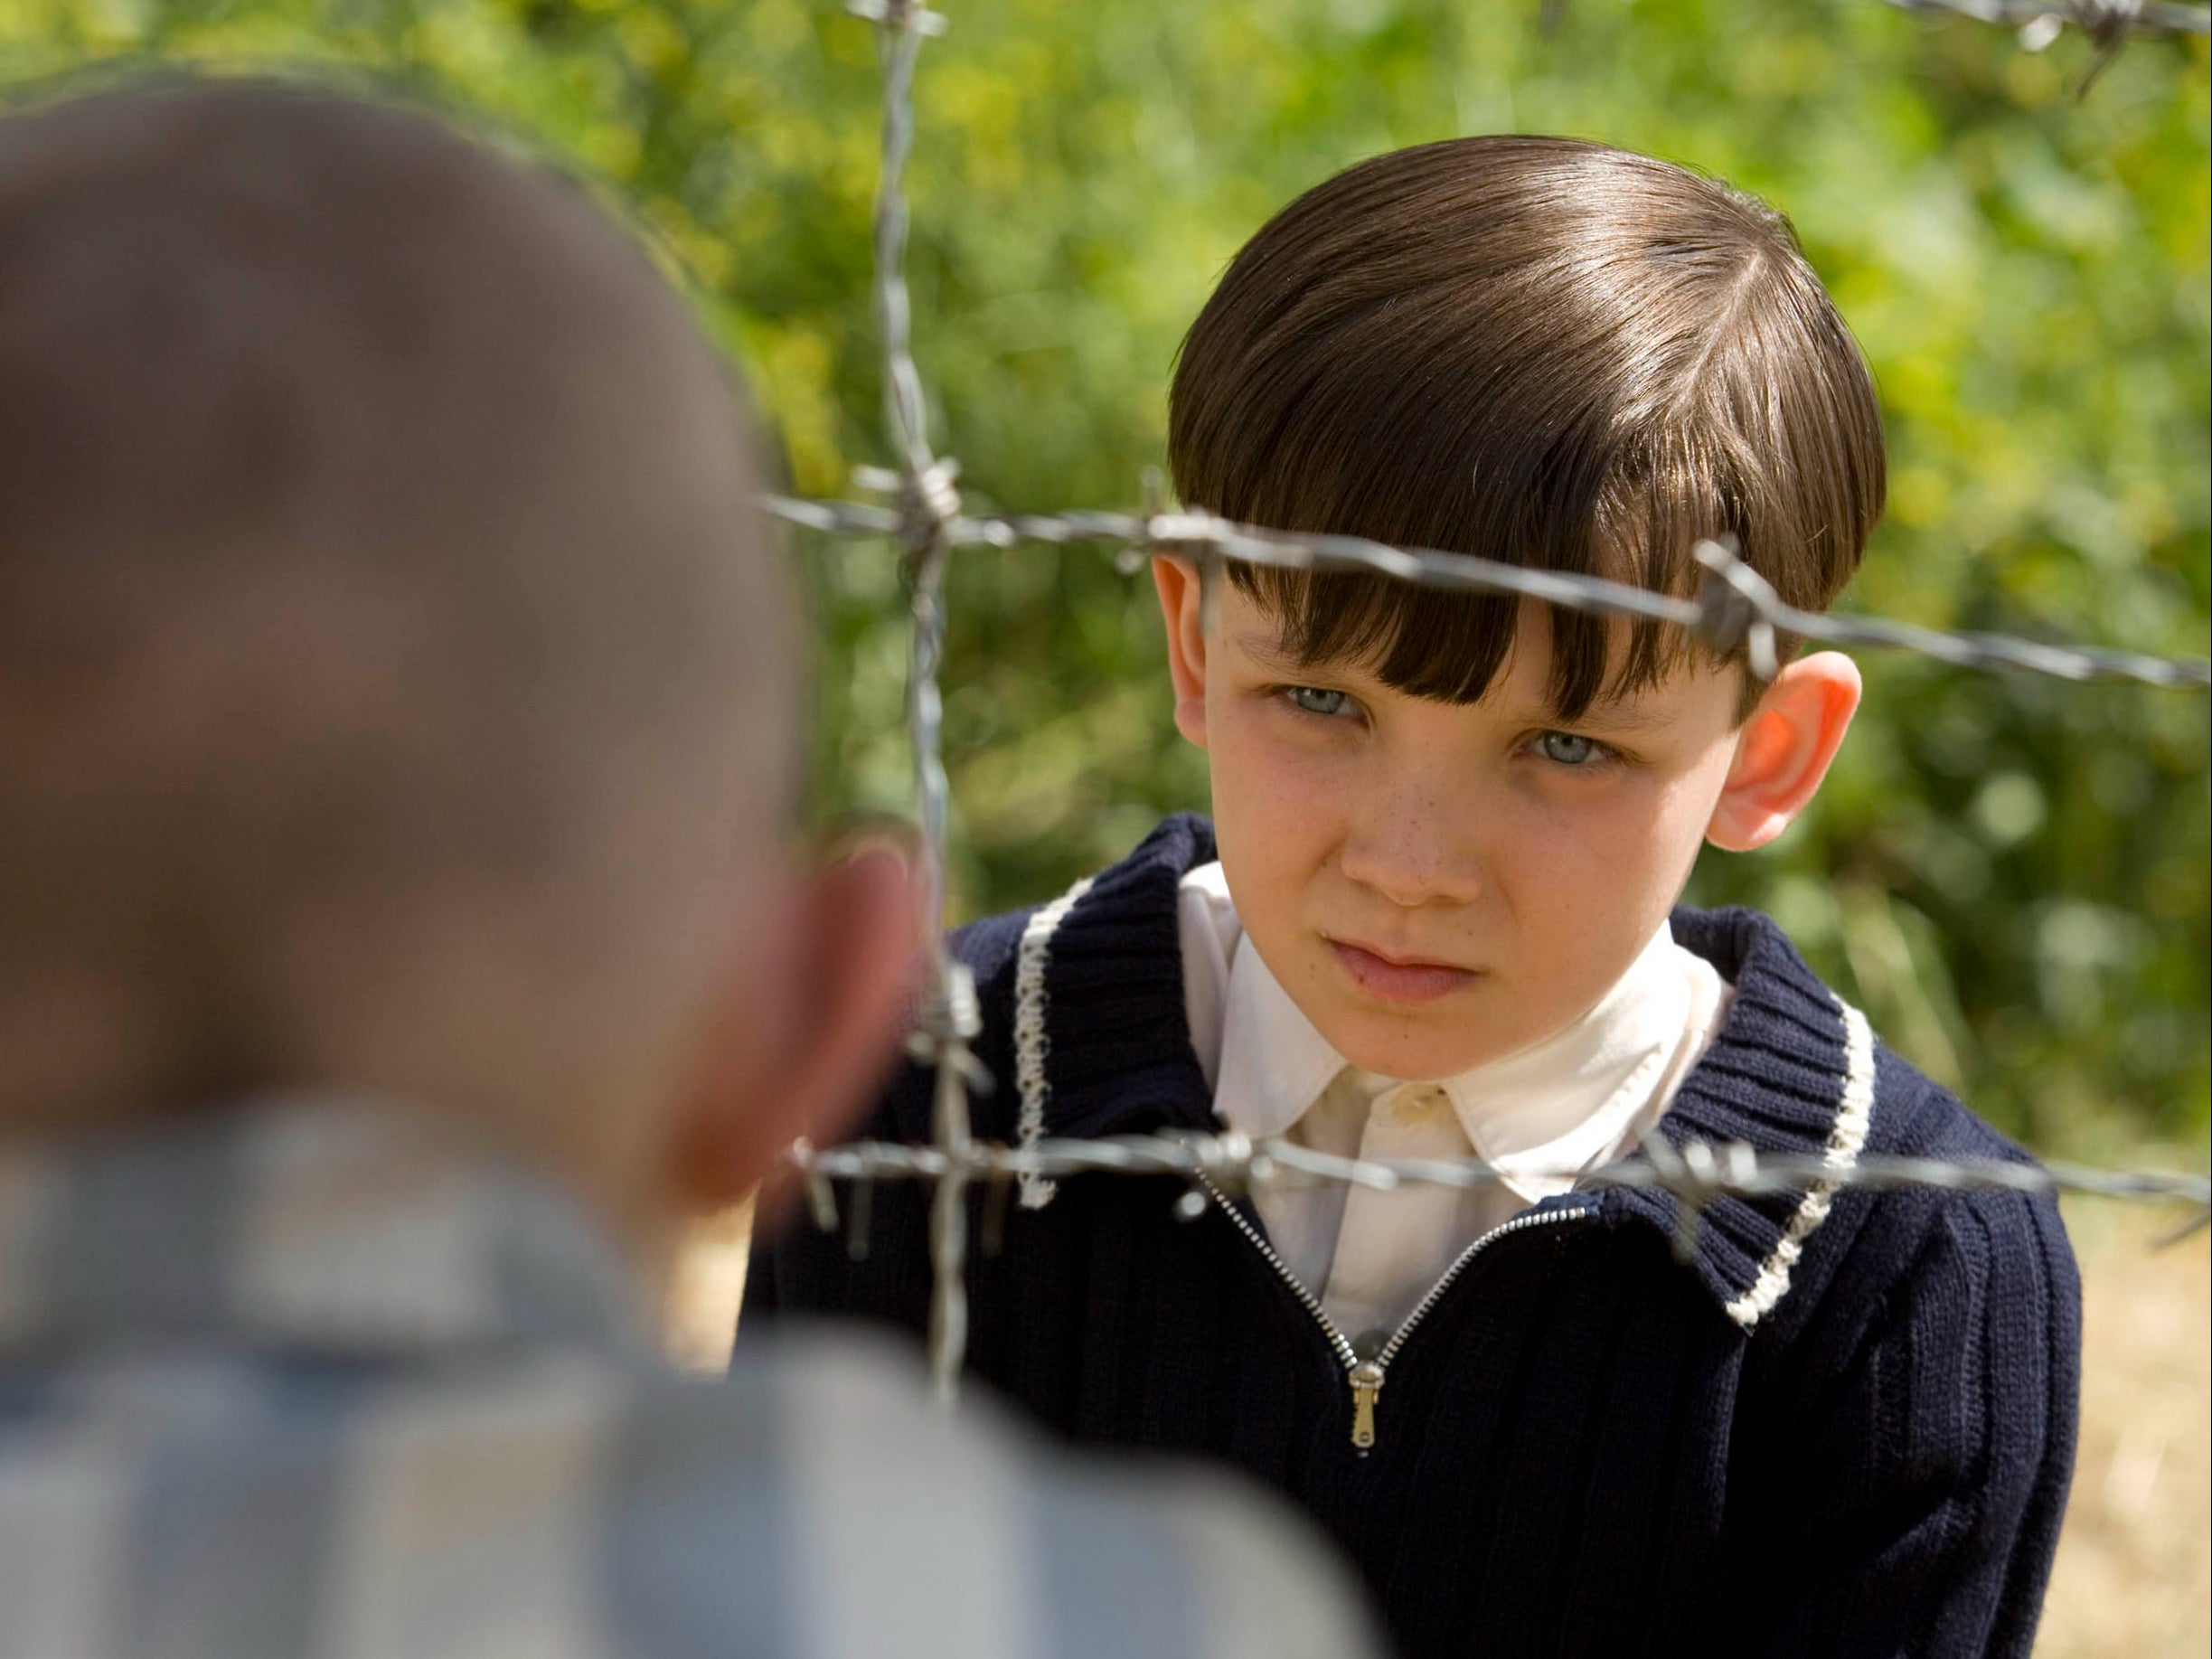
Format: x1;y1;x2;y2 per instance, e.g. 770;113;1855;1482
745;815;2080;1659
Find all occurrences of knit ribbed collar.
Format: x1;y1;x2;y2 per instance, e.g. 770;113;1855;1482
1025;813;1875;1331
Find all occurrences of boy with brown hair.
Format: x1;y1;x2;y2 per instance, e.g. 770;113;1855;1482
749;136;2081;1658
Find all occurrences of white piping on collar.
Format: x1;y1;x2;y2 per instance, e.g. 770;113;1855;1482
1012;874;1096;1211
1722;996;1877;1332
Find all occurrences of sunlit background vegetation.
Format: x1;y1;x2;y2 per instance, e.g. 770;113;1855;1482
5;0;2206;1164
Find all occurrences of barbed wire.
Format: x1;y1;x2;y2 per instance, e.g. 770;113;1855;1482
789;1133;2212;1208
822;0;2212;1403
786;1135;2212;1264
1879;0;2210;44
1877;0;2207;92
767;496;2212;691
848;0;981;1410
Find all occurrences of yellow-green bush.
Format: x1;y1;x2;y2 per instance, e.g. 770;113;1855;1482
8;0;2205;1154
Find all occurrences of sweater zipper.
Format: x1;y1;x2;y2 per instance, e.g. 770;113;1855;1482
1199;1177;1595;1454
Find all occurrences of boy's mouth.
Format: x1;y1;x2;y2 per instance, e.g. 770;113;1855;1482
1327;938;1478;1006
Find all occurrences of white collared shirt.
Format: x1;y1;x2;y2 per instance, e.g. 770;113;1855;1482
1177;862;1731;1343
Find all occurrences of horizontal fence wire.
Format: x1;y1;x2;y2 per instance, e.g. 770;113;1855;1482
812;0;2212;1401
787;1135;2212;1256
1879;0;2210;40
767;496;2212;691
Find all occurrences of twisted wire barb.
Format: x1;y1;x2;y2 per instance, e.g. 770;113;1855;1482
1879;0;2210;40
769;497;2212;692
814;0;2212;1404
1878;0;2208;90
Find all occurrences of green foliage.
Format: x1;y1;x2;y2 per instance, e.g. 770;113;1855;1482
5;0;2205;1154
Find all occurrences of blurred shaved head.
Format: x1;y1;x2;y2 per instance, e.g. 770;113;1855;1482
0;76;792;1165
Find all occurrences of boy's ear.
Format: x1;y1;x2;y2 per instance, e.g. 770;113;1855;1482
668;845;921;1211
1705;652;1861;853
1152;554;1210;749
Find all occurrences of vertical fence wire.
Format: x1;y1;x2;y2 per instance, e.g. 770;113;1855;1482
850;0;980;1406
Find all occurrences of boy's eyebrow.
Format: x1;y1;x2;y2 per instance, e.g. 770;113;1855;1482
1551;697;1676;732
1233;627;1686;728
1230;631;1323;674
1230;624;1719;739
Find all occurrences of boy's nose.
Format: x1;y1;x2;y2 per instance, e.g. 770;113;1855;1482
1335;811;1486;910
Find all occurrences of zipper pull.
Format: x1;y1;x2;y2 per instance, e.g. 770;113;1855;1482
1349;1361;1385;1452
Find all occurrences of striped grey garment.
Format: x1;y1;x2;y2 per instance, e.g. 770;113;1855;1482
0;1102;1384;1659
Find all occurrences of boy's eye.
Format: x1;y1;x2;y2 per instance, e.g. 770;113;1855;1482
1285;685;1354;718
1535;730;1605;766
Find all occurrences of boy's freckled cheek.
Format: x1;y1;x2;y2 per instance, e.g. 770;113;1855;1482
1505;795;1673;938
1207;732;1350;940
1211;714;1341;819
1496;795;1614;881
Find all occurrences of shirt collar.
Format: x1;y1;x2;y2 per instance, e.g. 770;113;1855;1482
0;1096;646;1363
1215;934;1348;1141
1214;919;1695;1198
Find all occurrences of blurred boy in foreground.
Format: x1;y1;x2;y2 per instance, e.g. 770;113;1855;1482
0;74;1383;1659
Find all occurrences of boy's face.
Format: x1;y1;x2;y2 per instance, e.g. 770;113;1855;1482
1159;564;1851;1082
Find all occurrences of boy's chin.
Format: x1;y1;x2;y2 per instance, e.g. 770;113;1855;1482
1318;1007;1527;1086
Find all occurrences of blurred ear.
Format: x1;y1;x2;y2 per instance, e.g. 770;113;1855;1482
1152;554;1210;749
669;844;920;1211
1705;652;1861;853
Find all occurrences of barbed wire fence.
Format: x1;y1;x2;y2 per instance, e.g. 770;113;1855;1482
1877;0;2209;91
773;0;2212;1406
1879;0;2207;51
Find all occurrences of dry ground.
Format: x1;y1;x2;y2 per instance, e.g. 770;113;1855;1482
2037;1201;2210;1658
668;1195;2210;1654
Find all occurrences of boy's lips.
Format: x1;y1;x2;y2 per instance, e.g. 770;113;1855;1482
1327;938;1479;1005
